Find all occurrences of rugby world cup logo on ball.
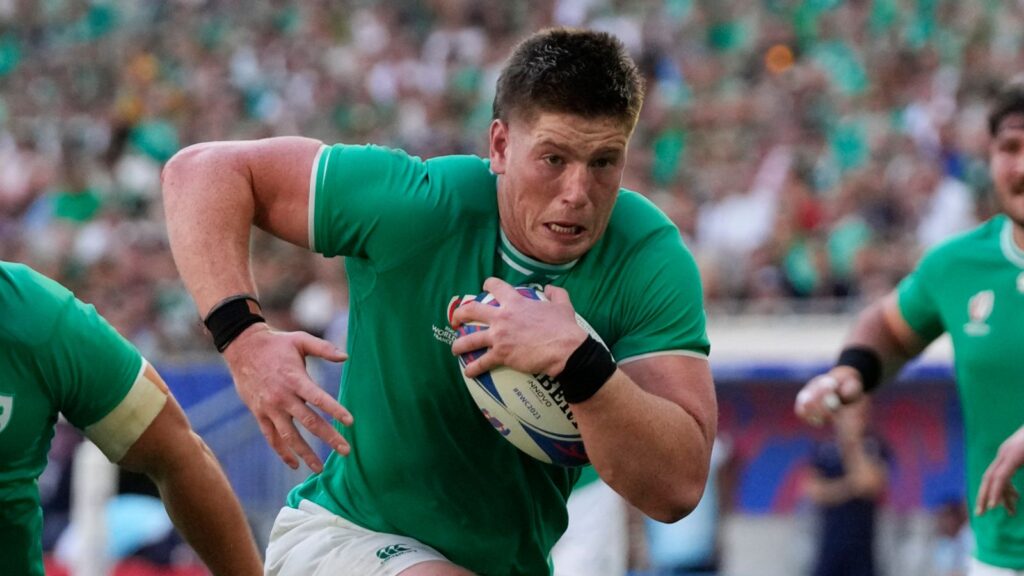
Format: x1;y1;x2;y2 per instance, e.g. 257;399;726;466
451;286;609;467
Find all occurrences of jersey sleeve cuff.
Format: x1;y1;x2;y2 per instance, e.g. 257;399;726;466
308;144;328;252
617;349;709;365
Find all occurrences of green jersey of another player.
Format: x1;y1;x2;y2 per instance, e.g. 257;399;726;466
795;79;1024;572
0;262;262;576
899;215;1024;567
162;28;717;576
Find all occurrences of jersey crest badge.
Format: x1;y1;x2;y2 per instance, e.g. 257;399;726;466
0;394;12;434
964;290;994;336
1017;272;1024;294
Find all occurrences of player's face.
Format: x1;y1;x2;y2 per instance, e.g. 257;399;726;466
990;127;1024;228
489;111;630;264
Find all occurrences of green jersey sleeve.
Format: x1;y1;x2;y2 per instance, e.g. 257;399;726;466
896;248;947;342
610;222;708;360
37;290;144;431
310;144;496;268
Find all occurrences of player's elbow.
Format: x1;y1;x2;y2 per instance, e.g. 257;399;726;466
162;142;205;189
645;481;706;523
161;142;237;203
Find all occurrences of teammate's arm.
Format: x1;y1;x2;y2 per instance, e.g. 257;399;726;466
451;279;716;522
795;292;934;427
977;424;1024;516
115;364;263;576
161;137;352;471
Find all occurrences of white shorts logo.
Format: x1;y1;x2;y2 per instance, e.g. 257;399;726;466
0;394;13;434
376;543;415;563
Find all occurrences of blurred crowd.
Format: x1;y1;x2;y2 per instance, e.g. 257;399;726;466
0;0;1019;356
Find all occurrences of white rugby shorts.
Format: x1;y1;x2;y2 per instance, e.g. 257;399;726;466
265;499;451;576
550;478;627;576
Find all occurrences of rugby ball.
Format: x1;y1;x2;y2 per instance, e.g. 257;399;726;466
453;286;609;467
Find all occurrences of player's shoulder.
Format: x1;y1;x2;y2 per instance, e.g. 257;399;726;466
424;152;493;176
0;261;75;346
606;189;681;245
328;143;492;175
332;143;493;178
334;144;497;208
919;216;1005;267
423;154;498;213
423;153;495;184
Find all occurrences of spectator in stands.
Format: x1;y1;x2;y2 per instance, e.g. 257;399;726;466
2;1;1014;350
803;399;891;576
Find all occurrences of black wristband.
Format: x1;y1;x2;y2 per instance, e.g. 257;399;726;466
203;295;266;353
556;335;617;404
836;346;883;393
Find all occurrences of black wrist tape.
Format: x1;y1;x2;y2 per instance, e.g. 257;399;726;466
556;335;617;404
203;295;265;353
836;346;883;393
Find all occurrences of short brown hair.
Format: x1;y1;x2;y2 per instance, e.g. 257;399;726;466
492;28;645;129
988;77;1024;136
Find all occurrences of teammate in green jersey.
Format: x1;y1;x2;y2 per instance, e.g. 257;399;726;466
795;79;1024;575
0;261;263;576
162;27;716;575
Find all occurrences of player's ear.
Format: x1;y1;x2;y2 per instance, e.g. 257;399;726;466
489;119;509;174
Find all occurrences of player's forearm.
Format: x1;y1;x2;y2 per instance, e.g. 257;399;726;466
805;476;855;505
573;371;713;523
839;440;887;497
161;142;260;315
150;432;263;575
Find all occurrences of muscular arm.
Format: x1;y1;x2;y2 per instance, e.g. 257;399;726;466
161;136;320;313
451;279;715;522
117;367;262;576
161;137;351;471
573;355;716;523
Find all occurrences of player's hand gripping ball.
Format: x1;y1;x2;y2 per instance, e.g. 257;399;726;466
452;286;607;467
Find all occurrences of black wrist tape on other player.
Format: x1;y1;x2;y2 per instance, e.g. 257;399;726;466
557;335;617;404
204;295;265;353
836;346;883;393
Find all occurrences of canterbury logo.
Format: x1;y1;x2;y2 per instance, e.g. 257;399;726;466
376;544;414;561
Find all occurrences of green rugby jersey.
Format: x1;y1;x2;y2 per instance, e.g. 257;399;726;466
0;262;143;576
290;144;709;575
897;215;1024;569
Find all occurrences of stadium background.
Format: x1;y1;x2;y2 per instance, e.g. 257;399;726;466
0;0;1007;574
